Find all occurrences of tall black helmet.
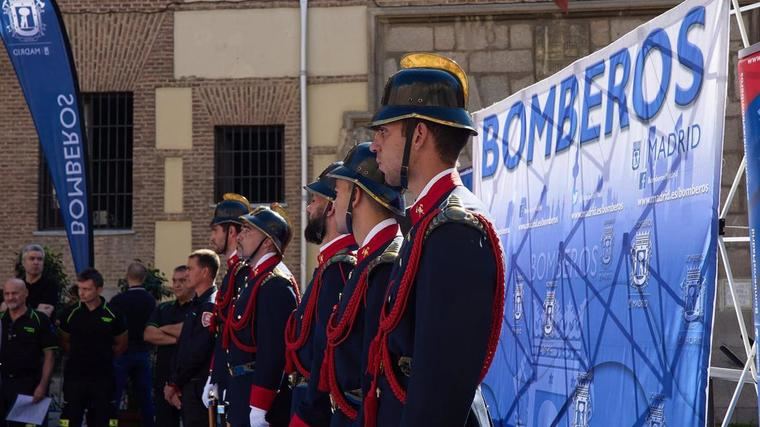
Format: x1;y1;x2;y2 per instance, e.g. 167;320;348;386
370;52;476;134
305;161;343;201
210;193;251;227
327;143;404;216
239;204;292;254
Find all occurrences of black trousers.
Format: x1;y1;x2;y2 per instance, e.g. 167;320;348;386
153;384;180;427
180;379;209;427
1;375;47;427
60;374;117;427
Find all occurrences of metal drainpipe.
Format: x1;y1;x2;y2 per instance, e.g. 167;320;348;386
299;0;308;287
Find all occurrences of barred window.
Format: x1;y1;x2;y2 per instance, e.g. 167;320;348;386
38;92;133;230
214;125;285;204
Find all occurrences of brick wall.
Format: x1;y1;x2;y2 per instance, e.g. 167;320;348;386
0;5;306;291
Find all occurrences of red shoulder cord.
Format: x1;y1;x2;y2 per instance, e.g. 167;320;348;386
222;257;281;353
210;261;242;332
283;265;321;376
363;211;505;427
317;267;371;421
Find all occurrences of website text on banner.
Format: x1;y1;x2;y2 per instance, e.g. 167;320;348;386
738;40;760;425
472;0;729;425
0;0;93;273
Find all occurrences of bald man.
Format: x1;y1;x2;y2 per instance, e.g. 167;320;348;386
0;278;58;426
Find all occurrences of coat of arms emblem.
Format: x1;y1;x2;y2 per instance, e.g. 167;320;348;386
601;223;614;266
2;0;45;40
573;374;592;427
682;267;704;322
632;140;641;170
630;231;651;288
543;290;555;336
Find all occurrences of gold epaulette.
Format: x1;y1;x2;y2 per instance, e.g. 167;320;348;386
232;260;248;276
366;236;403;276
262;265;293;286
324;250;357;269
426;194;486;239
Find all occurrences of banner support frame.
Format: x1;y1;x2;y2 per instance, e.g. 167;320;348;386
711;2;758;425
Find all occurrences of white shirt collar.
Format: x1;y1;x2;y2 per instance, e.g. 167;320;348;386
253;252;277;269
412;168;457;206
361;218;399;248
320;234;351;255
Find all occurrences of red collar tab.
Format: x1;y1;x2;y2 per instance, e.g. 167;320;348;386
318;234;356;266
409;172;461;225
357;223;400;264
252;255;281;277
227;253;240;269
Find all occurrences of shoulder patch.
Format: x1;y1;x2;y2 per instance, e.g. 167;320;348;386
426;193;486;239
201;311;213;328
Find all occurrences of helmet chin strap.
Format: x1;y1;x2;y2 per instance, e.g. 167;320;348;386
316;200;332;243
399;119;418;193
345;184;357;236
222;225;231;255
245;236;267;265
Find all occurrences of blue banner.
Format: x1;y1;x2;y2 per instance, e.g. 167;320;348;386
0;0;92;273
738;40;760;423
472;0;729;425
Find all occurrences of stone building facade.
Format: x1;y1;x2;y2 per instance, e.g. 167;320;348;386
0;0;757;422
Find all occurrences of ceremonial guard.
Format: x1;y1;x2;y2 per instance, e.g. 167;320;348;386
285;163;357;427
221;205;298;427
318;143;404;427
204;193;251;416
365;53;506;426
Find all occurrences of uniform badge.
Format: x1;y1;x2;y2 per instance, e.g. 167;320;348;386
201;311;213;328
630;231;651;288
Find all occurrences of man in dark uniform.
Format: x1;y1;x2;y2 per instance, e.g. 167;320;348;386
0;278;57;427
317;143;404;427
164;249;220;427
110;262;157;427
60;268;128;427
20;244;58;318
365;53;505;427
204;193;251;412
222;205;298;427
285;162;357;427
144;265;194;427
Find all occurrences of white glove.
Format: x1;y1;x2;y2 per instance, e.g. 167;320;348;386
201;377;218;409
249;406;269;427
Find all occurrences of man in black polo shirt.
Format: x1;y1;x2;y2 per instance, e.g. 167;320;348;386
164;250;219;427
0;278;57;427
59;268;128;427
20;244;58;318
144;265;194;427
109;262;157;426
